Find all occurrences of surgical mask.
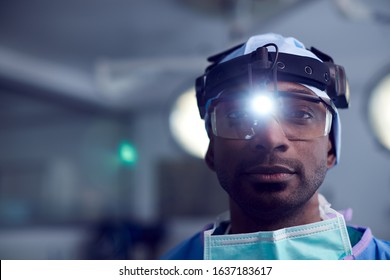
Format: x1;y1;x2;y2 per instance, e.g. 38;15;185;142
204;195;353;260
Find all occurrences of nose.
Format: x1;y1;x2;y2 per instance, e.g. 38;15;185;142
251;117;290;153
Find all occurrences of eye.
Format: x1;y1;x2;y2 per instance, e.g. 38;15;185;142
283;107;314;121
290;110;312;119
227;110;249;120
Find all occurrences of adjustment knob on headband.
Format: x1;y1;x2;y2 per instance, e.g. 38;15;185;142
325;63;350;109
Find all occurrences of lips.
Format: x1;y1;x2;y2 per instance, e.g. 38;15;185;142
243;165;296;183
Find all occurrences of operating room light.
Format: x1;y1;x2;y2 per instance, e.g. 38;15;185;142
368;73;390;151
170;87;209;158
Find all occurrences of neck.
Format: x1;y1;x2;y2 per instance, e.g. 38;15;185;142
229;193;321;234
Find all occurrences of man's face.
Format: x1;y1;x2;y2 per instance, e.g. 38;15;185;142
206;82;336;219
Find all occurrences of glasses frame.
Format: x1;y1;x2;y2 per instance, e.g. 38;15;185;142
207;90;336;140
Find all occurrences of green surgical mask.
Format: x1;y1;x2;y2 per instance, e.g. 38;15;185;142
204;196;352;260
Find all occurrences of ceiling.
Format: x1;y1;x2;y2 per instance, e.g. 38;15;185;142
0;0;389;112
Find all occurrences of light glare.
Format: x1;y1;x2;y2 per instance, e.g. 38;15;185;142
251;95;274;115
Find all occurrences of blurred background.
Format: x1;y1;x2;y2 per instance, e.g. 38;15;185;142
0;0;389;259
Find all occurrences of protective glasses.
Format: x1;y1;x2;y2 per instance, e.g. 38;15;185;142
207;90;334;141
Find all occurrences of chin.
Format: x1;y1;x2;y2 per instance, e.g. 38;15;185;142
236;186;306;214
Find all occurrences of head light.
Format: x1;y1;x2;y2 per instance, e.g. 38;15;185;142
251;94;275;116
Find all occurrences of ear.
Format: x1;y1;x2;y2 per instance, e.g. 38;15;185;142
327;138;336;168
205;139;216;171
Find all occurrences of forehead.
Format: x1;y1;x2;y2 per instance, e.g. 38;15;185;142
270;81;317;96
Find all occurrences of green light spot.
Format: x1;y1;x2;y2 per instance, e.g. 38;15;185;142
119;141;137;165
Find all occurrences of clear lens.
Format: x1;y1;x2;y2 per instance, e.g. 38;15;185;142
210;92;332;140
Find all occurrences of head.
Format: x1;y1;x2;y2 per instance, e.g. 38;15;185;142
195;33;350;224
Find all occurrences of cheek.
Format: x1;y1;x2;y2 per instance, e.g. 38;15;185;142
214;141;238;170
296;139;329;171
212;139;247;186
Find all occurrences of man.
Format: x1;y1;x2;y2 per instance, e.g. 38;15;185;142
161;33;390;259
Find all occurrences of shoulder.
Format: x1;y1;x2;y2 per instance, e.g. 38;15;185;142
360;237;390;260
348;226;390;260
160;224;212;260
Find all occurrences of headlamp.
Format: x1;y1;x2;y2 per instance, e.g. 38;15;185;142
196;44;350;120
251;94;275;116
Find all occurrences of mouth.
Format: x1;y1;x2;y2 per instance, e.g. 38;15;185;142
243;165;296;183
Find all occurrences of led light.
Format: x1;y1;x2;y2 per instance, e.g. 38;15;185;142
251;94;274;115
119;141;138;165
